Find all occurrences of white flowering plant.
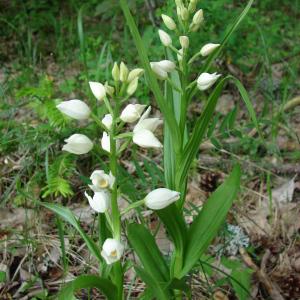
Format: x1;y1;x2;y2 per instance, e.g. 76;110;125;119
43;0;260;299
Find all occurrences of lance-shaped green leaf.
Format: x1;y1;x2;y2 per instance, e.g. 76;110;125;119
42;203;102;261
135;266;171;300
58;275;117;300
180;165;241;276
127;223;170;282
156;204;187;254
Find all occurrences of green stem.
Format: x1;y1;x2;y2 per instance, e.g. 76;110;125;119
120;199;145;216
107;99;123;298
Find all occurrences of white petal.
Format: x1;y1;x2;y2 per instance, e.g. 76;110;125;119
63;134;93;155
89;81;106;101
145;188;180;210
120;104;146;123
134;118;162;133
102;114;113;130
56;100;91;120
85;191;110;213
158;29;172;47
156;60;176;73
197;72;221;91
200;43;220;57
150;62;168;79
101;132;111;152
101;238;124;264
127;68;144;82
133;129;162;148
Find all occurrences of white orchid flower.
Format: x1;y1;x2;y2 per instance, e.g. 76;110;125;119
197;72;221;91
89;170;115;192
150;60;176;80
145;188;180;210
132;107;163;148
85;190;110;213
62;134;93;155
56;99;91;120
101;238;124;264
120;104;146;123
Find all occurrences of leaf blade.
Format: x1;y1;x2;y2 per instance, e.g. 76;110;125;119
42;203;102;262
58;275;117;300
180;165;241;276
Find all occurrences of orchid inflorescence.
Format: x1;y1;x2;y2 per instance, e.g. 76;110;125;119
57;61;180;263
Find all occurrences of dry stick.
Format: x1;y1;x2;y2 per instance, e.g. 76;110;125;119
239;247;284;300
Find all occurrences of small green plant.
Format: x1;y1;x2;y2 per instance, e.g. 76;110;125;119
43;0;260;299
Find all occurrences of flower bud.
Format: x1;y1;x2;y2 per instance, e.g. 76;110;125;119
120;62;129;82
89;81;106;101
56;99;91;120
192;9;204;25
101;114;113;130
197;72;221;91
189;22;200;32
85;190;110;213
127;68;144;82
89;170;115;191
145;188;180;210
179;36;189;49
112;62;120;81
200;43;220;57
161;14;176;31
101;238;124;264
158;29;172;47
177;48;183;62
104;82;115;97
133;129;162;148
120;104;146;123
62;134;93;155
188;0;197;13
179;6;189;21
126;77;138;96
